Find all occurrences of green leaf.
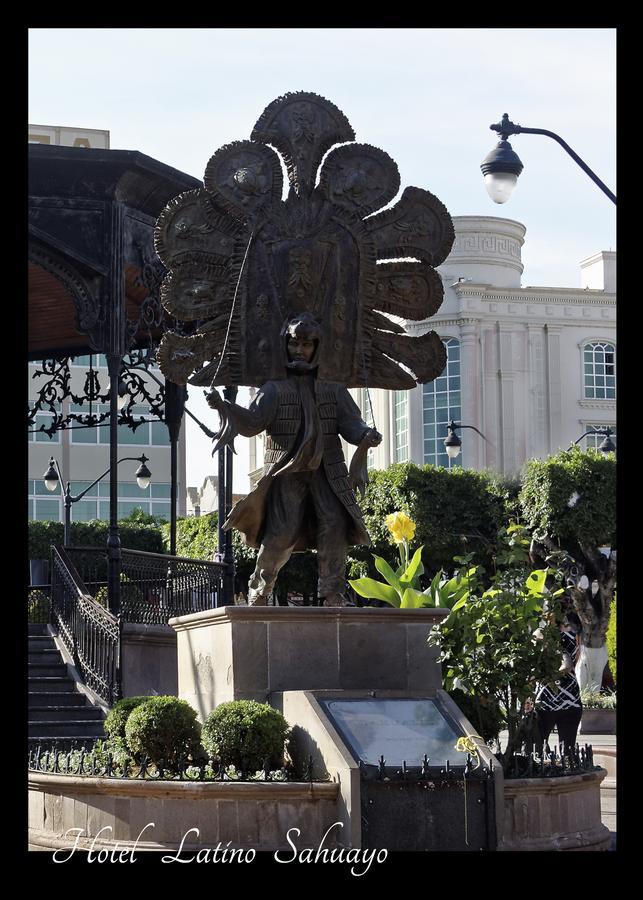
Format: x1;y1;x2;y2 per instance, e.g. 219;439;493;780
348;577;400;606
526;569;547;595
400;546;425;586
373;555;402;592
400;587;429;609
451;594;469;612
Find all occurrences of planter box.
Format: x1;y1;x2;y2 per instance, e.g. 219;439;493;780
580;708;616;735
28;771;340;852
500;769;610;851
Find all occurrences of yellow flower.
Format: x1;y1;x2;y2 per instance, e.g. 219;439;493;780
386;511;416;544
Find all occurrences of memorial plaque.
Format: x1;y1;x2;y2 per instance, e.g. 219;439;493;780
319;698;462;767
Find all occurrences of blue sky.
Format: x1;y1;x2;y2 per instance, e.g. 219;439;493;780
29;27;616;490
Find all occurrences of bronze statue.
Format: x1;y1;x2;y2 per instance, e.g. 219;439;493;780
154;92;455;605
207;311;381;606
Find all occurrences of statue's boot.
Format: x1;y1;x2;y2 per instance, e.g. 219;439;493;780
247;589;269;607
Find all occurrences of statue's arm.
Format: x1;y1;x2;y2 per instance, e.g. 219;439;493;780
336;386;382;447
207;383;277;451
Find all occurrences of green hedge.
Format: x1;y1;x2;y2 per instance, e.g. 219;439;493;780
348;463;512;582
520;447;616;549
161;513;218;559
28;519;165;559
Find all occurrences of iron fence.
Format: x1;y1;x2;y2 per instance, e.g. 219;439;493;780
50;546;121;705
65;546;225;624
28;742;314;783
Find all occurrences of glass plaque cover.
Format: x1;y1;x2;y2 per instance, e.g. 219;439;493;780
320;698;461;766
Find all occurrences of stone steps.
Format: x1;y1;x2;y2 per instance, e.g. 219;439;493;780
27;627;105;744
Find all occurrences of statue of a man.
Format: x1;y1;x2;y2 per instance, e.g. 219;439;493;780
207;311;382;607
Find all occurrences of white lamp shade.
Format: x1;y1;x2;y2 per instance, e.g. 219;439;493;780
483;172;518;204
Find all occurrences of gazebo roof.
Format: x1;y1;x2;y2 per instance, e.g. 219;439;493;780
28;145;201;358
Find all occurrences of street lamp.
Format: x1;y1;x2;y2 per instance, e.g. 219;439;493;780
43;454;152;546
569;426;616;454
444;420;490;461
481;113;616;205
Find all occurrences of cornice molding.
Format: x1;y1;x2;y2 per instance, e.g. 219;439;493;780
579;400;616;410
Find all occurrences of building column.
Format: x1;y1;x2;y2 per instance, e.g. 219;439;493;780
459;321;481;469
526;324;547;460
545;325;563;453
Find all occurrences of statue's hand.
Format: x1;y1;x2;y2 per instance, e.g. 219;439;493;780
206;387;224;411
364;428;383;448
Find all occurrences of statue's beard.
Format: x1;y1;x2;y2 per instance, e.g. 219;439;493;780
286;359;317;373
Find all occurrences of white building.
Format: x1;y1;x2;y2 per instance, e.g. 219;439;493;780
249;215;616;481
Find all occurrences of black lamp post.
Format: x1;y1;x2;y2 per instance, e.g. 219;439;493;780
43;455;152;608
570;426;616;454
481;113;616;205
443;420;489;462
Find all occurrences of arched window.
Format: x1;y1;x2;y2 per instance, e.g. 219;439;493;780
583;342;615;400
423;337;461;468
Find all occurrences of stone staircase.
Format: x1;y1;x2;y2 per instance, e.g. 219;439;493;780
28;624;106;746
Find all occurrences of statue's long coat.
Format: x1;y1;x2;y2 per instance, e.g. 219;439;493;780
222;376;371;550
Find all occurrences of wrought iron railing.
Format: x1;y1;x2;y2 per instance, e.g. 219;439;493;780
50;546;121;705
65;546;225;624
28;743;312;782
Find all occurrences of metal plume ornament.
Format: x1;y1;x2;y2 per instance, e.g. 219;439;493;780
154;92;455;392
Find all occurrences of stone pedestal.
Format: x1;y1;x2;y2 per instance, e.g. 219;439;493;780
169;606;449;722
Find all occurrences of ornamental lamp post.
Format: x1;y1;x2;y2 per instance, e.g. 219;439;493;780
569;426;616;454
43;454;152;553
443;420;490;462
481;113;616;205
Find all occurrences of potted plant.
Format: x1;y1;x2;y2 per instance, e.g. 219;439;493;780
579;689;616;735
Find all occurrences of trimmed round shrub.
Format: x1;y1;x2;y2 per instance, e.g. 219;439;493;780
202;701;290;772
124;696;201;767
104;696;150;741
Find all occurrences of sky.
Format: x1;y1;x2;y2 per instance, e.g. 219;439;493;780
28;27;617;492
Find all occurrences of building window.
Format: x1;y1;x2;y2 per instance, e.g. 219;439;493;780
583;342;615;400
583;423;616;452
393;391;409;463
70;353;108;368
28;479;61;522
423;337;461;468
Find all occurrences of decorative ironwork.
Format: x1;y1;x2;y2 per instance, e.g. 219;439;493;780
28;352;167;438
50;545;121;705
65;546;225;624
27;742;300;782
506;742;600;780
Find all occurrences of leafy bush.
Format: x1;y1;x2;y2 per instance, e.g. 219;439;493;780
428;525;566;769
349;463;512;583
28;519;165;558
580;688;616;709
520;447;616;550
606;595;616;685
28;589;50;623
201;701;290;772
104;696;150;740
449;688;505;745
124;696;201;767
161;513;218;559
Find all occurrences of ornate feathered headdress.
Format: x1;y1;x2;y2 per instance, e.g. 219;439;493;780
154;92;454;390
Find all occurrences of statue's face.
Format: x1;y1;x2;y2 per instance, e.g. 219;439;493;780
287;334;316;363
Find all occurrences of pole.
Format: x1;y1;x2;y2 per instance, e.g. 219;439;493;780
223;386;237;605
106;352;122;617
164;381;187;557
